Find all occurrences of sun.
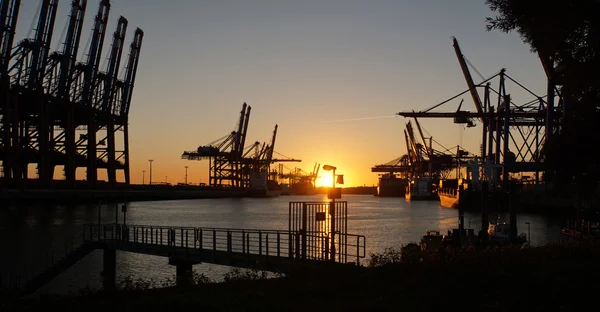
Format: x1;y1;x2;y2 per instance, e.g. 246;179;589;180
315;174;333;187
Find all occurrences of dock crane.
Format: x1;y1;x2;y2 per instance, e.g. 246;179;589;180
397;37;549;187
7;0;59;182
182;103;300;188
43;0;87;185
182;103;251;187
0;0;22;179
0;0;143;187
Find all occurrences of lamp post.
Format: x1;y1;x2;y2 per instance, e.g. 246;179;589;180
185;166;188;185
322;164;337;262
525;221;531;245
148;159;153;185
142;170;145;185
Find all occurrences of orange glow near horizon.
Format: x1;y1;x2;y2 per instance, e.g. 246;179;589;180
315;174;333;188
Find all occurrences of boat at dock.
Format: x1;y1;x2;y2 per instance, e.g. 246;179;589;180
376;174;408;197
280;183;291;195
247;173;282;198
405;177;438;201
437;178;465;208
487;216;527;245
289;180;316;195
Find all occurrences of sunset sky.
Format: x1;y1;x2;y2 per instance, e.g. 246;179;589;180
14;0;547;187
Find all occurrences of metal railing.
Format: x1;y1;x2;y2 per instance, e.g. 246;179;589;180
438;188;458;197
83;224;366;265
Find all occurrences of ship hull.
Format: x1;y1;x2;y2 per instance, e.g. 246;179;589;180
289;182;316;195
377;176;408;197
405;178;438;201
439;192;459;208
247;189;281;198
280;184;291;196
406;193;438;201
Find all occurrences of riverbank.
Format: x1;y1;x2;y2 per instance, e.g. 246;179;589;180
3;242;598;311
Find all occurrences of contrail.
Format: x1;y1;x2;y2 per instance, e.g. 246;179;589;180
314;115;398;123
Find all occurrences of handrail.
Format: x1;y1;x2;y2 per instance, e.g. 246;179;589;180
82;223;366;265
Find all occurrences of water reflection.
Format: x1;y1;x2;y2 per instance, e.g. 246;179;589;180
1;194;563;294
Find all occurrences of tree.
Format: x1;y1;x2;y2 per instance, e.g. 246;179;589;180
486;0;600;197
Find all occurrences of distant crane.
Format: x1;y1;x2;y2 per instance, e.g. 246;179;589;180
182;103;300;188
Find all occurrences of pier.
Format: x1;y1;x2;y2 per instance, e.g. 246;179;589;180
1;201;366;296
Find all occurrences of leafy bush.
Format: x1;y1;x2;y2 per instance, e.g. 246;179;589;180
367;247;402;267
223;268;268;282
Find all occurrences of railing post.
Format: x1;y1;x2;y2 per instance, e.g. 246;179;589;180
295;232;300;259
185;229;189;248
199;229;203;249
246;234;250;255
212;230;217;251
194;229;198;248
325;236;329;261
288;232;293;258
356;236;360;266
265;234;269;258
227;231;232;253
150;227;153;244
259;231;262;256
181;229;184;247
242;230;246;253
277;232;280;257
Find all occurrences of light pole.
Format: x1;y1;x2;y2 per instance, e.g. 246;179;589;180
322;164;337;262
142;170;145;185
148;159;153;185
525;221;531;245
184;166;188;185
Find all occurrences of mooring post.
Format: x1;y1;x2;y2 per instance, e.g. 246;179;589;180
102;248;116;292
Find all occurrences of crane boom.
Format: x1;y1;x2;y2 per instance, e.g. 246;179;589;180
452;37;484;119
413;117;431;158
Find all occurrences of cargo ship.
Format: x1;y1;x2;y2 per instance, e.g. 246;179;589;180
405;177;438;201
289;176;317;195
437;177;507;211
437;178;465;208
247;173;281;198
280;183;291;195
376;173;408;197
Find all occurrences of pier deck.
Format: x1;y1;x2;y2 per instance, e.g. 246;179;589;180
2;223;366;297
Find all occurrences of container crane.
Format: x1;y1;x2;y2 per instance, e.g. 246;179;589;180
0;0;21;179
397;37;550;187
182;103;251;187
0;0;143;187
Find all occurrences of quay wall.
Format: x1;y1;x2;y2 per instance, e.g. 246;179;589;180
0;186;246;205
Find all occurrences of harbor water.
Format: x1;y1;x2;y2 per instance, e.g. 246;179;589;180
0;194;562;294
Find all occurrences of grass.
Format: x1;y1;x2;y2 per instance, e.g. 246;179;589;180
2;242;599;311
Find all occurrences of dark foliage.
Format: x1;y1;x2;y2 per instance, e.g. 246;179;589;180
3;242;600;311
